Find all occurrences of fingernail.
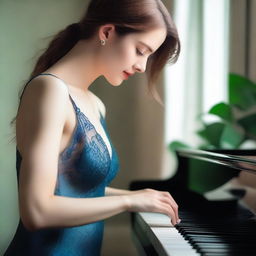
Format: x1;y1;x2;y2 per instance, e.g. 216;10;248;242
177;219;181;224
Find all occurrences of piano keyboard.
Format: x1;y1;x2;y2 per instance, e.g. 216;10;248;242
136;212;200;256
130;149;256;256
176;208;256;256
137;205;256;256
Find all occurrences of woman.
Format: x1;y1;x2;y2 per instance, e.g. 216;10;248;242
5;0;181;255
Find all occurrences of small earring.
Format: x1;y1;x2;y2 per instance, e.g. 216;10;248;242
100;39;106;46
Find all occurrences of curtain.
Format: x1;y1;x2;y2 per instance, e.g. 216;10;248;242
230;0;256;81
163;0;230;177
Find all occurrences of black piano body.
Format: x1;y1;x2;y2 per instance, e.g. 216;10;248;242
129;149;256;256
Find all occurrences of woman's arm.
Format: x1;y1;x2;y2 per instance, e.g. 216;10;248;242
24;192;128;231
17;77;130;231
105;186;139;196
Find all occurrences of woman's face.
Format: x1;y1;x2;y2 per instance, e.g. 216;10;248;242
100;26;167;86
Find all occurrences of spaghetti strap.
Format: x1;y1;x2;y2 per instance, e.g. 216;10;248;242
25;73;81;114
40;73;81;113
24;73;66;88
37;72;70;91
37;72;63;81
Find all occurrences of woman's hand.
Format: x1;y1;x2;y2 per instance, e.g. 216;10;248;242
123;188;180;226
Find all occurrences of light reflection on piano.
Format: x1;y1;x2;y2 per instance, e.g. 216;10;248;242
129;149;256;256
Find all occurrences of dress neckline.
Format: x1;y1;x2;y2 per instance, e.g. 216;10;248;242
37;73;113;160
76;109;112;161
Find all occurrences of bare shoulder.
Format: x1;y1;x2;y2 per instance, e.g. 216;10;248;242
17;75;70;125
88;91;106;118
16;75;73;228
16;75;70;156
20;75;70;102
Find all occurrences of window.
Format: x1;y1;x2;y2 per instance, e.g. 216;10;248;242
164;0;230;147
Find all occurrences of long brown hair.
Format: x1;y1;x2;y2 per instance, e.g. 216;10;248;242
10;0;180;139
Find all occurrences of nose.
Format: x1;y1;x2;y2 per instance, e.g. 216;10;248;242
133;58;147;73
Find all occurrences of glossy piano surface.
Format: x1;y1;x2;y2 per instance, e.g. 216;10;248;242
129;149;256;256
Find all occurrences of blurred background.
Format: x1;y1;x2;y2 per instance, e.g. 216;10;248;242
0;0;255;255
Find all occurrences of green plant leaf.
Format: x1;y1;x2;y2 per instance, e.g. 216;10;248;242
229;73;256;110
197;123;225;147
238;114;256;138
198;144;216;150
219;124;244;149
168;141;190;152
208;102;233;122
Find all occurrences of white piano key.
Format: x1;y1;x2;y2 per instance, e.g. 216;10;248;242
138;212;200;256
139;212;173;227
151;227;200;256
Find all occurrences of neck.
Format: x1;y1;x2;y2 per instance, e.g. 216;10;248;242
45;39;103;93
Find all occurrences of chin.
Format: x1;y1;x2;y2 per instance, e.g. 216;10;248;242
112;81;123;86
105;76;123;86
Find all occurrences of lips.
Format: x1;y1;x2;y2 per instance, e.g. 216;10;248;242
123;71;133;79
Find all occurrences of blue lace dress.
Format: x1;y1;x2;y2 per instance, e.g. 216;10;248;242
4;73;120;256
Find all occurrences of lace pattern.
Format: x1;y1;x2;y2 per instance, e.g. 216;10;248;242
55;95;117;195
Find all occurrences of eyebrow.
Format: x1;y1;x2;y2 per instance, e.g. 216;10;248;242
138;41;154;53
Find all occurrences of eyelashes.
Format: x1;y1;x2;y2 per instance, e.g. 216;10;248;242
136;49;144;56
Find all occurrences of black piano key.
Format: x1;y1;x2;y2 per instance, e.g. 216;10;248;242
199;248;256;253
173;207;256;256
202;254;256;256
201;254;256;256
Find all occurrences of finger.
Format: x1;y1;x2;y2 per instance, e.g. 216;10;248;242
158;197;178;225
160;202;176;225
170;199;179;223
165;192;180;222
162;192;180;223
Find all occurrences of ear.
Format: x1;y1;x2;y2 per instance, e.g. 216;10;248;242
98;24;116;41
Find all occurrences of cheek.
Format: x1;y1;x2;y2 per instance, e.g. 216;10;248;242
110;43;135;69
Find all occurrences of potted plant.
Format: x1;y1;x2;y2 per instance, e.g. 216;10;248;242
169;73;256;193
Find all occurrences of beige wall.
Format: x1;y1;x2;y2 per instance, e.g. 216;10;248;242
229;0;256;80
248;0;256;81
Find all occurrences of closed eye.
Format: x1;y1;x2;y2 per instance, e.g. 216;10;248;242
136;49;144;56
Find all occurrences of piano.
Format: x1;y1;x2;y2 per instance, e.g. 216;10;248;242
129;148;256;256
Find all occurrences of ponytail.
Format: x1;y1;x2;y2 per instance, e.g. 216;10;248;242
31;22;81;77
